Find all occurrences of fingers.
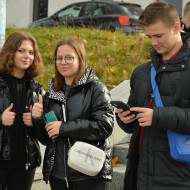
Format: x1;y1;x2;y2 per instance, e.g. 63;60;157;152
23;113;33;127
45;123;56;137
2;111;16;126
117;110;136;124
130;107;146;113
38;94;43;105
119;114;136;124
45;121;61;137
32;95;43;118
115;108;124;113
2;103;15;126
132;107;153;127
30;105;32;112
5;103;13;111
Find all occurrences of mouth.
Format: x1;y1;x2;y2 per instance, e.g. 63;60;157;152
22;61;30;64
59;66;68;71
154;46;162;50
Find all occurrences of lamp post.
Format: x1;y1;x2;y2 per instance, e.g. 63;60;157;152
0;0;6;50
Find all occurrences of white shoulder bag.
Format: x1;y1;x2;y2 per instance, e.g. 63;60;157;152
62;104;106;176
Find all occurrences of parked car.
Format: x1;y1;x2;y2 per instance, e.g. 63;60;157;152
29;0;143;34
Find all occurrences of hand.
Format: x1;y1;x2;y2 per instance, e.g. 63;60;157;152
116;108;136;124
32;94;43;118
23;106;33;127
45;121;62;138
130;107;153;127
2;103;16;126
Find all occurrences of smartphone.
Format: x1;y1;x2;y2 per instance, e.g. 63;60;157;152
43;111;58;139
110;101;130;111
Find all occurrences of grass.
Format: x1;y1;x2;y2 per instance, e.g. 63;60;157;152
6;26;152;91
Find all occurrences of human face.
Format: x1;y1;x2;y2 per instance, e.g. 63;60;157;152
56;44;80;85
13;40;34;78
144;21;182;60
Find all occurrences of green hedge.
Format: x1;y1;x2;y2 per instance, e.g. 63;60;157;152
6;26;152;91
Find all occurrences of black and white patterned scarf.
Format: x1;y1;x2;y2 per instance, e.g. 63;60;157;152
48;67;91;103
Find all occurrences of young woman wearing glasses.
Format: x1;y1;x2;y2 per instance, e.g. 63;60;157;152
32;36;114;190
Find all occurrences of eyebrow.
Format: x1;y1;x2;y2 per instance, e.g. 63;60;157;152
146;33;164;37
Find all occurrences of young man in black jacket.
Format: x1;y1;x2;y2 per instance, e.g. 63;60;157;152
116;2;190;190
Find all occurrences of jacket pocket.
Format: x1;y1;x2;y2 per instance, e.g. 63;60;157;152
153;150;190;187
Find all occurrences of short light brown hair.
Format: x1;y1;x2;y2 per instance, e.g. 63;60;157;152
53;36;87;91
138;2;180;28
183;1;190;16
0;31;43;78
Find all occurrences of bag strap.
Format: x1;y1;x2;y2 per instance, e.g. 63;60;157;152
150;64;163;107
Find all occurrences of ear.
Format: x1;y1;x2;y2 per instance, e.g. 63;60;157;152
173;22;181;34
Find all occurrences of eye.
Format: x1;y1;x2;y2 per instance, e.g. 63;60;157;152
56;56;63;61
18;49;24;53
29;51;34;55
155;34;162;38
66;55;74;60
54;56;63;63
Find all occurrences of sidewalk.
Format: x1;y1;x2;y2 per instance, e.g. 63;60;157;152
32;168;50;190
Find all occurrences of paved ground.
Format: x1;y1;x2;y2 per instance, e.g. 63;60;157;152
32;180;51;190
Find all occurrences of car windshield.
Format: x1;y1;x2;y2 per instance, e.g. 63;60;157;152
120;4;143;16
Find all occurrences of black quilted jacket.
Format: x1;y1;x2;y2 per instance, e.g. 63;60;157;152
0;75;44;169
33;67;114;183
117;32;190;190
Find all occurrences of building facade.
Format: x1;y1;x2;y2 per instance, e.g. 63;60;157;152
6;0;190;28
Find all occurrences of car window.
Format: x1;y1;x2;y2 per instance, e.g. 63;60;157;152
106;4;114;15
96;3;113;15
82;3;98;16
57;4;83;18
120;4;143;16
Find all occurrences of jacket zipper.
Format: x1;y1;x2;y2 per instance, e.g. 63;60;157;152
62;103;69;188
26;130;29;170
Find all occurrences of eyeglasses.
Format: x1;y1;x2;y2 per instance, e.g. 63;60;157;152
54;55;76;64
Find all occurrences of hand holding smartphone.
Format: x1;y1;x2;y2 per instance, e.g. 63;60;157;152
43;111;58;139
110;101;138;116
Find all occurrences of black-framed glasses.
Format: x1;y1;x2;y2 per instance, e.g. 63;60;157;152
54;55;76;64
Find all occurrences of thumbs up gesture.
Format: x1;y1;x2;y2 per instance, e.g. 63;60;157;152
23;106;33;127
2;103;16;126
32;94;43;119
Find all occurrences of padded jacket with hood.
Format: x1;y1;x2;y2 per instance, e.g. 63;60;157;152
117;32;190;190
33;67;114;183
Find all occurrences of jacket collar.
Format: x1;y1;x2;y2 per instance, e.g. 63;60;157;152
48;66;95;103
0;75;42;95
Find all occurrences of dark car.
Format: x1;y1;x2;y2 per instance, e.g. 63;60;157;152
29;0;143;33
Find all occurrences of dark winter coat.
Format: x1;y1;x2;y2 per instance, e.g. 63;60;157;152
117;32;190;190
33;67;114;183
0;75;44;170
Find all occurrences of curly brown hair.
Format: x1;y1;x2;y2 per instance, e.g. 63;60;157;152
0;31;43;78
53;36;87;91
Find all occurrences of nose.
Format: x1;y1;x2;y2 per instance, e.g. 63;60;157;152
150;37;158;46
24;51;31;58
60;58;67;65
